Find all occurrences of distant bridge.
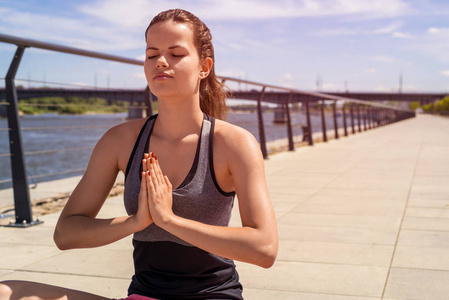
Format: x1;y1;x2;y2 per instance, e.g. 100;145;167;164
0;88;445;106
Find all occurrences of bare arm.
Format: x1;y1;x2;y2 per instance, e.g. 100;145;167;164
145;127;278;268
54;124;152;250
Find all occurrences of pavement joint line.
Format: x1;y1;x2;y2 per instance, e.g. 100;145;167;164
245;288;381;299
387;266;449;273
11;269;130;280
380;119;425;300
278;238;395;246
272;259;391;268
278;225;400;233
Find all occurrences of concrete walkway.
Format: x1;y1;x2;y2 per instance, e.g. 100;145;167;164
0;114;448;299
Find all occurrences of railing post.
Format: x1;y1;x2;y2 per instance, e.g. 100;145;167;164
144;85;153;117
257;86;268;159
305;99;313;146
333;100;339;139
350;103;355;134
4;46;42;227
320;100;327;142
374;108;379;127
363;106;367;131
366;107;371;130
342;102;348;137
286;92;294;151
357;105;362;132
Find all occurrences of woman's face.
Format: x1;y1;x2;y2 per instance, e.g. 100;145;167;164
144;20;203;100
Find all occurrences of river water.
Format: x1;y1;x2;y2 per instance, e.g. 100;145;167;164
0;111;344;189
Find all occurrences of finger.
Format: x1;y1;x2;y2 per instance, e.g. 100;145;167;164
151;157;164;186
146;170;155;193
164;175;172;190
142;159;147;172
143;153;150;172
155;157;165;186
146;154;153;174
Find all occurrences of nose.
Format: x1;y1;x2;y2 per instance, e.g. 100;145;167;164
156;56;168;69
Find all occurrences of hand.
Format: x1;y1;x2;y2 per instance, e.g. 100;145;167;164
144;153;174;227
133;153;153;231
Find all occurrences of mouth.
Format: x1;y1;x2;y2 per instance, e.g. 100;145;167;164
154;73;173;80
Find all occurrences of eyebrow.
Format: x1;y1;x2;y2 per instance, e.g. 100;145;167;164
146;45;184;51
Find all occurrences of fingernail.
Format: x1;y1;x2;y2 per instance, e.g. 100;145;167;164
154;154;158;160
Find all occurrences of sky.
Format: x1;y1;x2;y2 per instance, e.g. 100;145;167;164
0;0;449;93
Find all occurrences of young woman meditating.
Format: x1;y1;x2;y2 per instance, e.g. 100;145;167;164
0;8;278;300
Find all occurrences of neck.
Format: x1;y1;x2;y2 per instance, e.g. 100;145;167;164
153;95;204;140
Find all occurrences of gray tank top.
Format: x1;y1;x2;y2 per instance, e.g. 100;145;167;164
123;114;236;246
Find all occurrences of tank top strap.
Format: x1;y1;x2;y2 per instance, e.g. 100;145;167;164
192;114;213;184
125;115;157;183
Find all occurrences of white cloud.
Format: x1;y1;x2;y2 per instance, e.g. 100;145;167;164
374;21;403;34
365;68;377;74
315;28;362;36
392;31;414;39
282;73;294;80
133;72;146;79
373;55;395;63
71;81;88;87
440;70;449;77
374;85;395;92
322;83;337;91
0;7;143;51
135;54;146;61
77;0;411;23
315;21;404;37
419;27;449;62
428;27;449;35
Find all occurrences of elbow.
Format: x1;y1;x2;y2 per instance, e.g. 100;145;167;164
260;244;278;269
256;239;278;269
53;227;72;251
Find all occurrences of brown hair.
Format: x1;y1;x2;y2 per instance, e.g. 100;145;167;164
146;9;229;120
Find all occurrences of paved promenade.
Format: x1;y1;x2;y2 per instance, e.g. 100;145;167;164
1;114;448;299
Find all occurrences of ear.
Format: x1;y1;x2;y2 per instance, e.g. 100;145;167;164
199;57;213;79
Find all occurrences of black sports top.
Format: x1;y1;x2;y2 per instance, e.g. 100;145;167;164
123;114;243;299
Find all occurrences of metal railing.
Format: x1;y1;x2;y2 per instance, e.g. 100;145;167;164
219;76;415;157
0;33;415;227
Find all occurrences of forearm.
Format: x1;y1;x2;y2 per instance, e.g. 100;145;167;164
54;214;142;250
162;215;277;268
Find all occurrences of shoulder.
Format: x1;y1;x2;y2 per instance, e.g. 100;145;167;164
92;117;149;172
98;117;149;146
213;119;263;164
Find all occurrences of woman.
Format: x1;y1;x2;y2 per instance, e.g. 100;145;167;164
0;9;278;300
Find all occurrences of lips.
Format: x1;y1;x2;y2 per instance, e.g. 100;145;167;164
154;73;173;80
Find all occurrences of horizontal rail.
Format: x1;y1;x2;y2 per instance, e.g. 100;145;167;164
0;33;143;66
0;168;86;184
24;146;93;156
28;168;85;179
219;76;414;112
21;125;119;131
1;32;412;113
17;103;144;109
